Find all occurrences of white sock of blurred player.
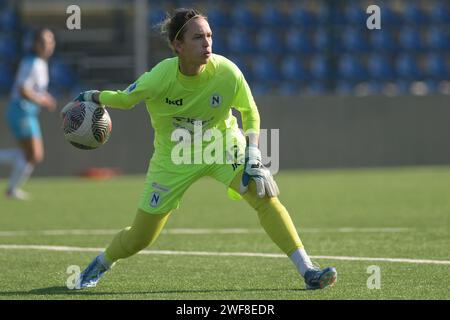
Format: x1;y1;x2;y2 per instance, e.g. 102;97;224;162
6;151;34;199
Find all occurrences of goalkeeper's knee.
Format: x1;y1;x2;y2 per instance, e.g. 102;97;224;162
240;179;277;210
241;182;303;255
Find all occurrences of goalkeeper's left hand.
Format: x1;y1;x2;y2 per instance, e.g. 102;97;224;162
239;144;280;198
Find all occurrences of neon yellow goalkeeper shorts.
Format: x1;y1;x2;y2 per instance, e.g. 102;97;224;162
138;142;245;215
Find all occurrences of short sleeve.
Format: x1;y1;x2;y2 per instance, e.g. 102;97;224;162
15;58;35;90
99;59;171;109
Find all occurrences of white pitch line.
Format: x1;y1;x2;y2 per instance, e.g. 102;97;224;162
311;255;450;265
0;227;410;237
0;244;449;265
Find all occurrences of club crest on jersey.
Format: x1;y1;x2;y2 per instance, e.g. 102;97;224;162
149;192;161;208
210;94;222;108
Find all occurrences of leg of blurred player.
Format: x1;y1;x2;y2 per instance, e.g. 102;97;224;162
77;209;170;288
5;138;43;200
229;173;337;290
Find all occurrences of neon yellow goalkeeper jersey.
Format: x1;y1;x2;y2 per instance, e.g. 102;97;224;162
99;54;260;158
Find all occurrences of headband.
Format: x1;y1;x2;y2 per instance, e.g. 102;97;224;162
174;14;201;41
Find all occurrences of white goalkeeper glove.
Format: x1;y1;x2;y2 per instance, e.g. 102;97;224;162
239;144;280;198
60;90;102;119
74;90;100;103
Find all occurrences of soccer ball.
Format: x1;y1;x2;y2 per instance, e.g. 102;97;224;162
62;101;112;150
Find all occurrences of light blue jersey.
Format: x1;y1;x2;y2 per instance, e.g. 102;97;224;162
6;54;49;139
10;54;49;110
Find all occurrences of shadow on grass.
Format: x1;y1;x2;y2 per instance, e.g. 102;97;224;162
0;286;307;297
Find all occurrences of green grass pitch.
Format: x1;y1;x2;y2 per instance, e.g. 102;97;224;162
0;166;449;300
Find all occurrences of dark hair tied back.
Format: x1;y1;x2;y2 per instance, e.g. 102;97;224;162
160;8;206;53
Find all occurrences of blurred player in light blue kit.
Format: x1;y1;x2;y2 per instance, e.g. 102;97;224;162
0;28;57;199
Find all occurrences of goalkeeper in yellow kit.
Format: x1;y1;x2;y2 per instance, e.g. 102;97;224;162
70;8;337;290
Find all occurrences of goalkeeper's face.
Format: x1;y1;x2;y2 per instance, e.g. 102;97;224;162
176;17;212;67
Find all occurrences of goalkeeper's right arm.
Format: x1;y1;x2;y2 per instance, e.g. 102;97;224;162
98;89;143;110
73;58;169;110
71;89;140;110
98;70;158;110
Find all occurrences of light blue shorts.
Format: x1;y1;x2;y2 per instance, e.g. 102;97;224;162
6;100;42;139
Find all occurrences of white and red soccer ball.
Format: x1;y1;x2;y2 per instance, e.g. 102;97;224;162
62;101;112;150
